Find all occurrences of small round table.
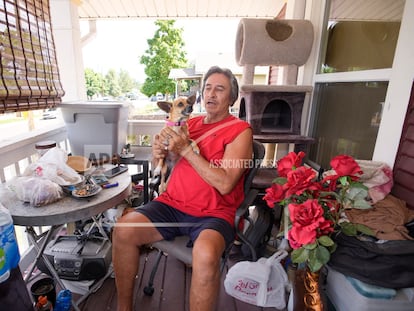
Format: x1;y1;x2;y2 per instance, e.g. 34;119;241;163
0;171;131;311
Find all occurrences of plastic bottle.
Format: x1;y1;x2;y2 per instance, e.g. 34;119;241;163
0;202;20;283
35;295;53;311
54;289;72;311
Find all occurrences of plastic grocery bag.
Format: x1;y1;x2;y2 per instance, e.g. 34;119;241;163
23;147;82;186
224;250;289;309
9;176;62;206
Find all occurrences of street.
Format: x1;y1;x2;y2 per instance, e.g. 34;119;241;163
0;114;65;142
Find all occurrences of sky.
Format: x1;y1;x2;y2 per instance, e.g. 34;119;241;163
80;19;241;82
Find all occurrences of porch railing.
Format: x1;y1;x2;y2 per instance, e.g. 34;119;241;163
0;119;165;182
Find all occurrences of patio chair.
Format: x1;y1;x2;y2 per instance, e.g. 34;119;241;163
143;140;266;296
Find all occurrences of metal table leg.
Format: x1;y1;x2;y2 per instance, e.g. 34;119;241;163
25;225;81;311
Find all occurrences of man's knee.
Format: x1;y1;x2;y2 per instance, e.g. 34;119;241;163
113;212;144;245
192;235;224;270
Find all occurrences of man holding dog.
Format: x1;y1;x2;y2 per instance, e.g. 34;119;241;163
112;66;253;311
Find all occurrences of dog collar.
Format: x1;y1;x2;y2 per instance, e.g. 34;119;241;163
166;120;186;126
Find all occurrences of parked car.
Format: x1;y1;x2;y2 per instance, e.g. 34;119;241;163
150;93;164;101
42;108;58;119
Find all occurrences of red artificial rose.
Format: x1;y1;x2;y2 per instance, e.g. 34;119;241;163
277;151;305;177
330;155;362;177
322;155;362;190
324;199;340;214
318;218;335;236
263;183;285;208
283;166;319;197
287;199;327;249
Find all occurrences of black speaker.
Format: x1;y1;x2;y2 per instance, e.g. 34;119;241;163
38;235;112;281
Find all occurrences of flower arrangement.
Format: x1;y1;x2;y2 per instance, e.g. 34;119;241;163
263;152;373;272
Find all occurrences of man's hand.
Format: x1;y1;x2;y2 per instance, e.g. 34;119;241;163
152;134;168;159
160;126;191;156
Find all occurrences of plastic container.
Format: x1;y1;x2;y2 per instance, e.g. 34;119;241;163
35;295;53;311
54;289;72;311
35;140;57;157
0;202;20;283
30;275;56;307
60;101;129;160
325;266;414;311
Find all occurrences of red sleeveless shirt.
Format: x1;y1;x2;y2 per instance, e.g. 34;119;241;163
156;115;251;226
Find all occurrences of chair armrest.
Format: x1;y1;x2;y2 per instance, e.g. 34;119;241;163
235;188;259;226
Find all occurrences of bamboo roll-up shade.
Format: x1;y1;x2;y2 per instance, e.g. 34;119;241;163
0;0;65;113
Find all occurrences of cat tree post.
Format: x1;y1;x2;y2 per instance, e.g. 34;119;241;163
235;17;315;182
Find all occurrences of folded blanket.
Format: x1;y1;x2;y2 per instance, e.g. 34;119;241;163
356;159;393;204
346;194;414;240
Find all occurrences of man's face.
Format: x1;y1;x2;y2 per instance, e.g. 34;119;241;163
202;73;232;114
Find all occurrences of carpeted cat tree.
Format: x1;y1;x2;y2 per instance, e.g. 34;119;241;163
235;18;315;187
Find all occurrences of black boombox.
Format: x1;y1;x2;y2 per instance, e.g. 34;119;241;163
39;235;112;281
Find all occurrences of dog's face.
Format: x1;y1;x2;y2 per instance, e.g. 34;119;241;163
157;94;197;122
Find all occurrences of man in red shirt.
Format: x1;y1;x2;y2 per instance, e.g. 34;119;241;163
112;66;253;311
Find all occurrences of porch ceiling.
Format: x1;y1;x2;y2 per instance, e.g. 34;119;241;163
76;0;286;20
76;0;405;21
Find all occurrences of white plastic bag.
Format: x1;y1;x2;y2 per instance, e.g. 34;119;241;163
224;250;289;309
23;147;82;185
9;176;62;206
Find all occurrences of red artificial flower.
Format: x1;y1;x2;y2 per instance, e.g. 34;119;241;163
263;183;285;208
277;151;305;177
287;199;327;249
330;154;362;178
322;155;362;191
283;166;320;197
322;199;341;214
317;218;335;236
263;151;371;272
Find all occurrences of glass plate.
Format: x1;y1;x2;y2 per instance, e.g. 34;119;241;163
72;184;102;198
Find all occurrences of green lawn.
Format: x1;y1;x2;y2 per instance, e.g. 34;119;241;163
0;117;24;125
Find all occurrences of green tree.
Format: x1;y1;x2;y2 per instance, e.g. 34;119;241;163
84;68;104;99
85;68;138;100
118;69;137;94
105;69;122;98
140;20;188;97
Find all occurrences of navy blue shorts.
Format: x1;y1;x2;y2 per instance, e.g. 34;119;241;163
136;201;234;248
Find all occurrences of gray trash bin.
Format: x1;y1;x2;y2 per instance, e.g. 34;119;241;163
60;101;129;161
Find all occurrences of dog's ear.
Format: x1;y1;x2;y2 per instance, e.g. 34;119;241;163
187;94;197;106
157;101;172;113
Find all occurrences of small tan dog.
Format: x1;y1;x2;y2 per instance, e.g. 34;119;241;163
152;94;198;194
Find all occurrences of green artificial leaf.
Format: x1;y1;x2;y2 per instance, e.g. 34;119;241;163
352;199;372;209
350;181;368;190
347;186;368;201
356;223;375;236
307;257;323;272
318;235;335;247
303;242;317;250
272;177;287;185
320;191;340;202
319;191;337;198
308;246;330;272
315;245;331;265
339;176;348;186
328;243;337;254
339;222;358;235
291;248;309;264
